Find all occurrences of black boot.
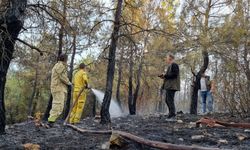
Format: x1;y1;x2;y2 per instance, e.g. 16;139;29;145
167;113;176;119
47;121;55;128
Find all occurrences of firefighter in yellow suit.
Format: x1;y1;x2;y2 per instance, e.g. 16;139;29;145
48;54;72;124
69;63;89;124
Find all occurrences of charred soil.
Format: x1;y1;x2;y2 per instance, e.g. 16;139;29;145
0;113;250;150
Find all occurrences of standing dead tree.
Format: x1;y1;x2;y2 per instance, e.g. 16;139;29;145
100;0;123;124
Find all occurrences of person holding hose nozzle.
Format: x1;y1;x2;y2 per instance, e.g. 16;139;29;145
158;54;180;119
69;63;90;124
48;54;72;127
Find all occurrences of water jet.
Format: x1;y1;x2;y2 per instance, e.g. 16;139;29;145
91;89;123;118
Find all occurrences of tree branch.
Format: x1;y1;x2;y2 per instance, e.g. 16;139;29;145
16;38;43;56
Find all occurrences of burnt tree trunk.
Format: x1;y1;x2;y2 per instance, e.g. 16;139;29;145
64;33;76;119
100;0;123;124
128;47;134;115
190;51;209;114
43;0;67;120
0;0;27;134
57;0;67;57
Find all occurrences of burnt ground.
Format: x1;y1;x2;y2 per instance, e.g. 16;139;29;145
0;113;250;150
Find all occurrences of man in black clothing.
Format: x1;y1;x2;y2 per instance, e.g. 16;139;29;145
159;54;180;119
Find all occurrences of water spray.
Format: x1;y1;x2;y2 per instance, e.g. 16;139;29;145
91;89;123;118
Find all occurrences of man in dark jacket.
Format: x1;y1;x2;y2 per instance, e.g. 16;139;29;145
159;54;180;119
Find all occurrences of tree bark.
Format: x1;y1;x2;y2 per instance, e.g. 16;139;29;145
57;0;67;57
0;0;27;134
64;32;76;119
100;0;123;124
128;47;134;115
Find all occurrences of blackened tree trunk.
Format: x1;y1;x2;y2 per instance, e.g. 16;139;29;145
43;0;67;120
100;0;123;124
64;32;76;119
190;51;209;114
128;47;134;115
0;0;27;134
57;0;67;57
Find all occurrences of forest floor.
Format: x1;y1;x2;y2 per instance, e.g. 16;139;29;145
1;113;250;150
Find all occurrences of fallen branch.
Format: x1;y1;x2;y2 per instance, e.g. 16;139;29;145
196;117;250;129
67;124;219;150
67;124;112;134
216;120;250;128
112;131;219;150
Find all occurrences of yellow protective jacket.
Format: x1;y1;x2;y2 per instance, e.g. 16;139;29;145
73;69;88;92
51;61;71;93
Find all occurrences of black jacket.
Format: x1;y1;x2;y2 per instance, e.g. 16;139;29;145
163;63;180;91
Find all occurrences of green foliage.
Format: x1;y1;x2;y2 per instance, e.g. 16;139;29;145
3;0;250;124
5;73;29;124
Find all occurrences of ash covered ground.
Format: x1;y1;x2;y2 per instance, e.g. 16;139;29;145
0;113;250;150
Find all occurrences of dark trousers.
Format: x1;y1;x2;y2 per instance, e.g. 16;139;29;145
165;90;176;115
